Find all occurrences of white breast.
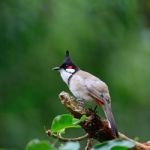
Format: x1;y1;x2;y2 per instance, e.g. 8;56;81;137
59;69;72;85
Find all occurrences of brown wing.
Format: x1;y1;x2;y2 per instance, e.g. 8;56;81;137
84;74;111;105
85;74;118;136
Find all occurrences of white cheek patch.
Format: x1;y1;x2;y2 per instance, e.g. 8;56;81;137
66;69;75;73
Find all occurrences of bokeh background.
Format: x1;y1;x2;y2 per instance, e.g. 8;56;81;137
0;0;150;149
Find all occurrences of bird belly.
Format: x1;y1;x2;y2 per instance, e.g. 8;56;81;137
71;89;93;101
69;78;93;101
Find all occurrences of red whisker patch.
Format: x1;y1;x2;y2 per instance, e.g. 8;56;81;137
67;65;73;69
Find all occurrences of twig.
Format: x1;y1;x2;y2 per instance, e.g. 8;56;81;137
85;138;92;150
119;132;150;150
45;129;88;142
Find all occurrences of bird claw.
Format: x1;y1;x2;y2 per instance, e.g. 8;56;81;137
76;98;84;106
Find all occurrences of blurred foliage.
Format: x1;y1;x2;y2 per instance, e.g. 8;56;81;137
0;0;150;149
92;139;135;150
25;139;53;150
25;139;135;150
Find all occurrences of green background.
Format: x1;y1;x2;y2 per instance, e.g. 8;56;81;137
0;0;150;149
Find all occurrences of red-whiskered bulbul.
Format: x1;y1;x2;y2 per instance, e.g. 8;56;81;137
52;51;118;137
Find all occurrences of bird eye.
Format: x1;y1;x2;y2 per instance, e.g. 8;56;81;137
65;64;69;68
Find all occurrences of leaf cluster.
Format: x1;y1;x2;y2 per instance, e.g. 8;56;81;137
25;114;135;150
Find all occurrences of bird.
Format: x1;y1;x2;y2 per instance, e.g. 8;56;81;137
52;50;118;137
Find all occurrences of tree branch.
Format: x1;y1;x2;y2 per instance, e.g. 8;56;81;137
59;91;150;150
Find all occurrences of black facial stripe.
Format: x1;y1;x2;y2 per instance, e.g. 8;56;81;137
67;69;79;86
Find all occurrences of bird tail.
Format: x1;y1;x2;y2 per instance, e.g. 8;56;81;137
102;104;118;137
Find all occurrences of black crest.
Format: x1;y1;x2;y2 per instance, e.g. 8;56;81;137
52;50;79;71
60;50;78;70
64;50;72;64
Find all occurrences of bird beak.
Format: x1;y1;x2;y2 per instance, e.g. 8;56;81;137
52;66;60;71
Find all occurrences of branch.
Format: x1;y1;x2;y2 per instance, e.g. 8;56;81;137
59;91;150;150
85;138;92;150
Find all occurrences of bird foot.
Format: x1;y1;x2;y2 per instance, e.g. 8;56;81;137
76;98;84;106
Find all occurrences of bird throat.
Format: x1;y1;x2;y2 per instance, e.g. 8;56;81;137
59;69;73;85
60;69;77;86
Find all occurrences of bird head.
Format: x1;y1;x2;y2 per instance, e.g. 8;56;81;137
52;50;79;74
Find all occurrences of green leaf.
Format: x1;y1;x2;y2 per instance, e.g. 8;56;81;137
111;146;129;150
51;114;81;133
92;139;135;150
25;139;53;150
59;142;80;150
73;115;87;125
